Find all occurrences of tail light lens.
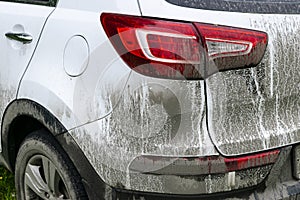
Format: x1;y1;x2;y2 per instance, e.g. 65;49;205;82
101;13;202;79
195;23;268;74
101;13;267;79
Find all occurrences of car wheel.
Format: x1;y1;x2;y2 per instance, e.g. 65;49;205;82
15;130;87;200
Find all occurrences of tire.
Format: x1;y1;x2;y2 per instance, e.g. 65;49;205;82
15;130;88;200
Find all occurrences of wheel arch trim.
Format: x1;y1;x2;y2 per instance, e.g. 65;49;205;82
1;99;66;168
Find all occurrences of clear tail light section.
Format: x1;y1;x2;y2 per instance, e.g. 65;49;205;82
195;23;268;74
101;13;268;79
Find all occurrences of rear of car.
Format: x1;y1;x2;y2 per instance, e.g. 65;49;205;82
1;0;300;199
101;0;300;198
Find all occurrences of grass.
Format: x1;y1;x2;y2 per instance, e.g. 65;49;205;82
0;166;16;200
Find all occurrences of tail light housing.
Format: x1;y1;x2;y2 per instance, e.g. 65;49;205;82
101;13;202;79
101;13;267;79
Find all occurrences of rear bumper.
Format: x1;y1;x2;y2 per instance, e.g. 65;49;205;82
113;183;300;200
111;146;300;199
113;186;259;200
71;113;300;197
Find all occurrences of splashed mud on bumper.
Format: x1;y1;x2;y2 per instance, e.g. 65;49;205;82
110;147;300;199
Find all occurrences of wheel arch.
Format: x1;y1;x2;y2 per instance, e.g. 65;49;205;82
1;99;66;170
1;99;67;170
1;99;108;200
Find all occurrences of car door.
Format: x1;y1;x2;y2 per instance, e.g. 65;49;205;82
0;0;55;149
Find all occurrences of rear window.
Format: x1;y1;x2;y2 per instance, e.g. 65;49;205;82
166;0;300;14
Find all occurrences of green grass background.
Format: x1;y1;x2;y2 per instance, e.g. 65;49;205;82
0;166;16;200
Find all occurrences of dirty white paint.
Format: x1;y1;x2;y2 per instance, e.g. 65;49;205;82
70;69;274;194
207;15;300;156
0;3;54;152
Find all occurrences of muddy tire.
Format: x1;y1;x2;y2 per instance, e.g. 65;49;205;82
15;130;87;200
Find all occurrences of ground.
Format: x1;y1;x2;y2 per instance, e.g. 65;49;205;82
0;166;15;200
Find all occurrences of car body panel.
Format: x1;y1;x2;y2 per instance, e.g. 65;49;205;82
0;2;54;151
57;0;141;14
17;4;140;131
138;0;300;156
70;70;219;194
207;14;300;156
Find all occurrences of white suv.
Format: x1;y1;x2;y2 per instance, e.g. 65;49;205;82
0;0;300;199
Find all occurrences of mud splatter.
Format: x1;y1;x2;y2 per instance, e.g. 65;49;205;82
207;15;300;155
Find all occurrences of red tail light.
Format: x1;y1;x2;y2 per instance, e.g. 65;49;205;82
101;13;202;79
101;13;267;79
